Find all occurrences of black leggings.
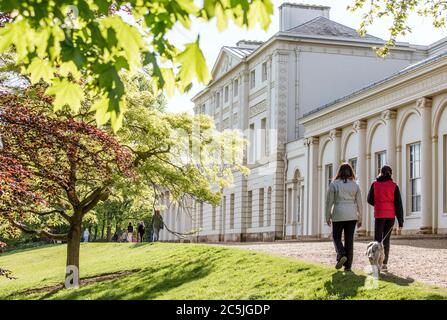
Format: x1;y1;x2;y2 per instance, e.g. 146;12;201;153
332;220;357;269
374;218;395;264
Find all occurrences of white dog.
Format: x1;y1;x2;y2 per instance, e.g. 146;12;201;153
366;241;385;274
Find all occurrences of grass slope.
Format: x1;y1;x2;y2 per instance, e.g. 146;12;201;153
0;243;446;300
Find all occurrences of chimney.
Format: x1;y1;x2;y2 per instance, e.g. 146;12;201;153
279;3;330;32
236;40;263;50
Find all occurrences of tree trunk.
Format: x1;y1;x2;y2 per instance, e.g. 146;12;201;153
106;225;112;242
65;219;81;288
93;226;98;241
101;219;105;240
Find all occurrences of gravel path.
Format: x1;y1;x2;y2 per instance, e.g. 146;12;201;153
219;239;447;288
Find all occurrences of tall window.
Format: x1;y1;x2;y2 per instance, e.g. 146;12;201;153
267;187;272;227
199;202;204;228
222;196;226;230
216;92;221;108
230;194;235;229
325;164;333;188
233;79;239;97
376;151;386;175
212;206;216;230
261;118;267;158
259;188;265;227
220;199;225;231
349;158;358;176
224;85;229;103
287;188;293;224
250;69;256;89
409;143;421;213
444;135;447;213
249;123;255;163
262;62;267;82
247;191;253;228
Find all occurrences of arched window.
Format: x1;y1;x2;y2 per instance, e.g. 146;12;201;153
293;170;303;224
267;187;272;227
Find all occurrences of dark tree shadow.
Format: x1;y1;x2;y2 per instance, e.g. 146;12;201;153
33;254;217;300
0;244;60;257
379;272;414;286
324;271;367;299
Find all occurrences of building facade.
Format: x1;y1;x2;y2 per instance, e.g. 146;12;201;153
159;3;447;241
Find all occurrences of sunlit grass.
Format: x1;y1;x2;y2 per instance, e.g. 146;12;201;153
0;243;446;300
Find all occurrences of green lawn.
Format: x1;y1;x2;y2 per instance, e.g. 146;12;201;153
0;242;446;300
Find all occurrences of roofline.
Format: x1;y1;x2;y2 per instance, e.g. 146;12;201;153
299;51;447;125
279;2;331;10
192;28;429;102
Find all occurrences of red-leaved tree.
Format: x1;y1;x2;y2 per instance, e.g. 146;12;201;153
0;89;132;285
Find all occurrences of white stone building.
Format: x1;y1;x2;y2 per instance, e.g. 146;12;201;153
159;3;447;241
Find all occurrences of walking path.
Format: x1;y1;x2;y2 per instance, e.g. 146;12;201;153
219;239;447;288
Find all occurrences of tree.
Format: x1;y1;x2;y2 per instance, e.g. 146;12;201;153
0;0;273;131
0;155;42;280
119;100;249;207
349;0;447;56
0;241;15;279
0;87;132;285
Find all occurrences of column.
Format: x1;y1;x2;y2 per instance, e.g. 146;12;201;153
304;137;319;235
432;135;438;234
266;54;273;157
382;110;397;170
239;70;249;134
330;129;342;171
396;145;402;187
317;164;323;235
354;120;367;235
419;97;433;233
365;153;372;234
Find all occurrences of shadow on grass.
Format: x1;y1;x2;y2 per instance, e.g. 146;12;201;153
0;244;61;257
129;242;156;249
34;252;217;300
324;270;444;299
324;271;367;299
324;270;415;299
379;272;414;286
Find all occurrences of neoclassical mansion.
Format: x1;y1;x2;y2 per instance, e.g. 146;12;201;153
159;3;447;241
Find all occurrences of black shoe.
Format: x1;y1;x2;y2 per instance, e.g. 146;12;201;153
344;268;352;272
336;256;347;270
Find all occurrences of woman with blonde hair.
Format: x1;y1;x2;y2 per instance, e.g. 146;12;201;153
326;162;363;272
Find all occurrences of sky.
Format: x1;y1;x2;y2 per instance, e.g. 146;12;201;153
165;0;447;114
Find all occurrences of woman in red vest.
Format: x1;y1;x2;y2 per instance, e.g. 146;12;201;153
367;165;404;272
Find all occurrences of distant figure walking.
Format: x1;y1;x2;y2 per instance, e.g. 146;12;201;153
83;228;90;242
325;163;363;272
367;165;404;272
127;222;134;242
137;221;145;242
151;210;164;242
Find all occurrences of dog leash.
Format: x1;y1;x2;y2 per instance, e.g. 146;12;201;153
380;225;394;244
